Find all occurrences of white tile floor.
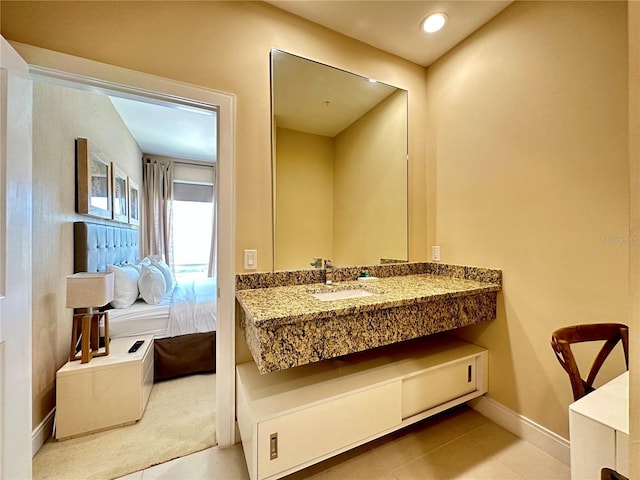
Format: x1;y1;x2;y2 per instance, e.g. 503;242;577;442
117;406;570;480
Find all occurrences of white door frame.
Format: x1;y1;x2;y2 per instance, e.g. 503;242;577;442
13;42;237;447
1;37;34;480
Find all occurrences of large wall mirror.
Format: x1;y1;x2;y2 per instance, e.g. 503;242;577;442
271;49;408;270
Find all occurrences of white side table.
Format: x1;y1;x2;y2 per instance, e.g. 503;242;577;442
569;371;628;480
55;334;154;439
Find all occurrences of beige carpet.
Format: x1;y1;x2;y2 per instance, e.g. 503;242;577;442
34;373;216;480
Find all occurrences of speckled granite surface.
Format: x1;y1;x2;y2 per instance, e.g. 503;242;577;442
236;262;501;373
236;261;501;290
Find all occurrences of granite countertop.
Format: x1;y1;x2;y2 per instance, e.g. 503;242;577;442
236;273;501;328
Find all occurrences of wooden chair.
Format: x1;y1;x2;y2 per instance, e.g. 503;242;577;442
601;467;628;480
550;323;629;401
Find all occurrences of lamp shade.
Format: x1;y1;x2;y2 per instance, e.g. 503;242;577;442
66;272;115;308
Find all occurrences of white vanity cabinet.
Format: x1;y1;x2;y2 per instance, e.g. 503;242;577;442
569;371;628;479
56;335;154;439
236;334;488;480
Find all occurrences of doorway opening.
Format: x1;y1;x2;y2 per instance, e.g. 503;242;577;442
24;49;235;476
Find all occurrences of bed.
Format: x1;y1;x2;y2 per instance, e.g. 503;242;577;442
74;221;216;381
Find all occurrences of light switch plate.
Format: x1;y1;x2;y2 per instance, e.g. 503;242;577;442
244;249;257;270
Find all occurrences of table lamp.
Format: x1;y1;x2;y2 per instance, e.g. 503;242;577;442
66;272;114;363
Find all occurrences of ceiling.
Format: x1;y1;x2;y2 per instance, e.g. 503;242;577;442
273;50;399;137
111;1;513;162
109;96;218;163
267;1;513;67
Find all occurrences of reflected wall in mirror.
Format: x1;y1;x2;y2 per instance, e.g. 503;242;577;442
272;49;408;270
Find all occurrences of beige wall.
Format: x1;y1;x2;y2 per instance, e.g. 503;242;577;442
426;1;629;438
334;89;407;265
31;81;142;427
0;0;428;273
275;127;334;270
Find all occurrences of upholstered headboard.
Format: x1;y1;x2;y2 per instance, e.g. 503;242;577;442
74;221;140;273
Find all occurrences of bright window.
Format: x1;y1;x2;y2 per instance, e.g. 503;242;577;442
172;182;214;280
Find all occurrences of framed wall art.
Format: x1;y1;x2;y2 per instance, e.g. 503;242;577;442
112;164;128;223
76;138;112;220
128;178;140;225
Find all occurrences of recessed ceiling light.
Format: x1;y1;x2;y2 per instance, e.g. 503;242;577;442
421;13;448;33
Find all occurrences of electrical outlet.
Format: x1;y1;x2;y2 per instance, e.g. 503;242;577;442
431;245;441;262
244;249;257;270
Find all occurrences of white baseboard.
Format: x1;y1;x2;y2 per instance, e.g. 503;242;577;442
32;408;55;457
467;396;570;466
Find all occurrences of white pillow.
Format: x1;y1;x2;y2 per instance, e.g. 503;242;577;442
129;258;150;275
138;265;166;305
106;264;140;309
151;258;174;292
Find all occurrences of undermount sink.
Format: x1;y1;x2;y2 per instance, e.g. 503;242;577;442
311;288;375;302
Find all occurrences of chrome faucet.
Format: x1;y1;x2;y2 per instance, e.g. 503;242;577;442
310;258;323;269
324;259;333;284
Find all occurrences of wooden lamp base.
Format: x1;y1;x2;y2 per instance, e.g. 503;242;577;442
70;311;110;363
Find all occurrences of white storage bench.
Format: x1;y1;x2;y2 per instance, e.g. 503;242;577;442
236;334;488;480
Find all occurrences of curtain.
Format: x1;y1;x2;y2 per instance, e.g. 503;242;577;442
207;166;217;278
143;158;174;269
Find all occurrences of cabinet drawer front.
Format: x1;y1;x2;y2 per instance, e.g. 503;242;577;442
402;358;477;419
258;381;401;479
56;365;141;438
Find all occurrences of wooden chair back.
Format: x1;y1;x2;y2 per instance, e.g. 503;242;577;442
550;323;629;401
601;467;628;480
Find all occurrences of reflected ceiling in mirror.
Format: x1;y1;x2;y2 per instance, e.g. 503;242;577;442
272;49;408;271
